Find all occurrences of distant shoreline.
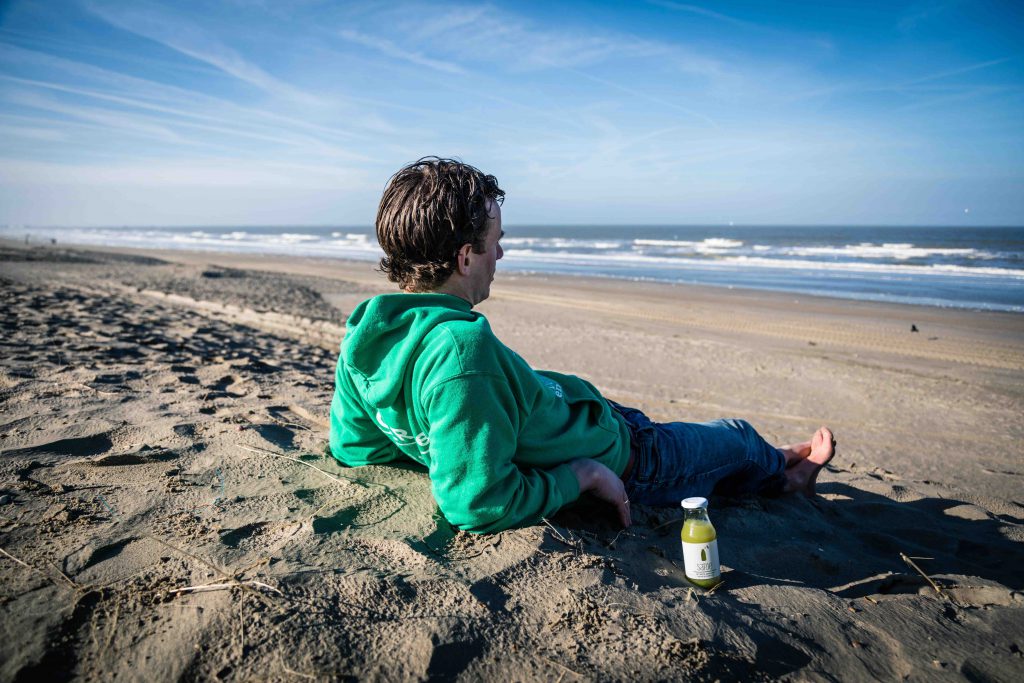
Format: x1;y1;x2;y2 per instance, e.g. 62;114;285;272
6;236;1024;325
4;224;1023;313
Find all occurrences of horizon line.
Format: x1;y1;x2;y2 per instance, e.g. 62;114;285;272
3;222;1022;230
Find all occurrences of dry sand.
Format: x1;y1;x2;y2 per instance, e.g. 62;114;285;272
1;240;1023;681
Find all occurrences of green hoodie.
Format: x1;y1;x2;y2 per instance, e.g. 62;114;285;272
329;292;631;533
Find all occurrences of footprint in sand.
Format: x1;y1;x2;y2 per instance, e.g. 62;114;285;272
218;521;299;552
267;404;328;429
251;424;296;450
310;494;404;534
6;432;114;460
64;536;163;584
90;444;178;466
468;577;510;612
208;374;249;398
425;641;486;680
312;506;363;534
219;521;272;549
172;423;197;437
91;371;142;385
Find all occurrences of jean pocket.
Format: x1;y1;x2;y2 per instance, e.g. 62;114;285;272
631;425;660;484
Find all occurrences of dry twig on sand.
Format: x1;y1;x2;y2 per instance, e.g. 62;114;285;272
140;534;280;610
900;552;943;595
238;444;357;487
538;653;583;680
541;518;580;549
67;381;119;397
603;528;626;549
0;546;31;569
651;517;680;532
167;580;284;596
1;546;83;592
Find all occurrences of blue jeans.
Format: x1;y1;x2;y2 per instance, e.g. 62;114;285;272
609;401;787;506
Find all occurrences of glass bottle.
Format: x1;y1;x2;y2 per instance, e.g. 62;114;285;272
680;497;721;589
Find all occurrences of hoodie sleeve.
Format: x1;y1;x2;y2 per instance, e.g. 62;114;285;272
424;373;581;534
329;366;402;467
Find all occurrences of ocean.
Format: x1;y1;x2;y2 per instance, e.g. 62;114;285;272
4;224;1023;312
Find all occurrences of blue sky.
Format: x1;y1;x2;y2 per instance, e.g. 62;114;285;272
0;0;1021;226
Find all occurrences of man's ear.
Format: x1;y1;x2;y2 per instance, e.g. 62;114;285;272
455;243;473;276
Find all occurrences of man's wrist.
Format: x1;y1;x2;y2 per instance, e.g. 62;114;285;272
568;459;594;491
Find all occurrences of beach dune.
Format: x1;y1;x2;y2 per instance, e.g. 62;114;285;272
1;241;1022;681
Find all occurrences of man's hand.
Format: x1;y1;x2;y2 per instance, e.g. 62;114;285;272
568;459;631;528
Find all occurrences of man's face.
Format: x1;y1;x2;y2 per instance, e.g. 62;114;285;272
466;200;504;305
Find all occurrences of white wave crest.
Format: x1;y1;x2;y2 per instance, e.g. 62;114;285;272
502;250;1024;278
504;236;623;250
788;242;978;260
635;237;743;249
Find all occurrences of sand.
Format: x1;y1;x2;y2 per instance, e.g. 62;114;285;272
1;240;1022;681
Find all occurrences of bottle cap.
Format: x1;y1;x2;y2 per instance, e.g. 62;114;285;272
681;497;709;509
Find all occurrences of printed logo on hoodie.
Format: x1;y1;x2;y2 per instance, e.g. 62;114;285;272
538;375;564;399
375;410;430;454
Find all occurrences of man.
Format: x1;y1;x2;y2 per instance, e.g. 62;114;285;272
329;157;835;534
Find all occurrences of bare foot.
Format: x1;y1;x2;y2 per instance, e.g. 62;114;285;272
779;426;831;467
780;440;812;468
783;427;836;496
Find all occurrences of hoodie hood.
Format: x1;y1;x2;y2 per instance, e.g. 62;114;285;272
341;293;476;408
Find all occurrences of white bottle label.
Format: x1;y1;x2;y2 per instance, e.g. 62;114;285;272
682;539;720;580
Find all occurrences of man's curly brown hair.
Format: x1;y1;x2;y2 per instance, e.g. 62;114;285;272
376;157;505;292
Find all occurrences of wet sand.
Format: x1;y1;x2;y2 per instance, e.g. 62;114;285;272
2;240;1023;681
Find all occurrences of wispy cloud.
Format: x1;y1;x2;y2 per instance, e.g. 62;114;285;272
898;0;961;32
0;43;399;159
407;5;488;41
780;57;1016;108
341;0;731;127
1;74;373;161
338;28;466;75
5;88;190;144
0;157;373;189
645;0;836;58
0;122;66;142
567;68;718;128
891;85;1015;113
0;25;218;79
83;0;321;105
372;3;677;73
646;0;755;28
904;57;1013;85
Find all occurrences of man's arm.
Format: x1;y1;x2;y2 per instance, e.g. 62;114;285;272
328;367;403;466
425;374;582;533
567;459;631;528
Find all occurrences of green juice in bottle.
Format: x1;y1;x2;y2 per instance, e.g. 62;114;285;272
681;497;721;589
